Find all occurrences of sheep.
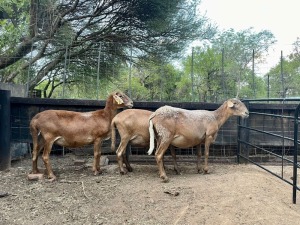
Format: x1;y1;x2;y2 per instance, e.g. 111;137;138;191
111;109;151;174
111;109;190;175
148;98;249;182
29;91;133;181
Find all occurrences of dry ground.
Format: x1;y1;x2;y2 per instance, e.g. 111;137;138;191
1;154;300;225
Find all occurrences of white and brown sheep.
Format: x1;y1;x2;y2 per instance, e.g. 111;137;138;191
148;98;249;182
29;91;133;181
111;109;186;174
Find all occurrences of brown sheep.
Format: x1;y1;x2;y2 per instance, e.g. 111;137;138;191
111;109;152;174
148;98;249;182
111;109;191;174
29;91;133;181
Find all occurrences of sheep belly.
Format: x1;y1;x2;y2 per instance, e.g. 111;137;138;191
171;134;204;148
130;135;149;146
54;136;94;147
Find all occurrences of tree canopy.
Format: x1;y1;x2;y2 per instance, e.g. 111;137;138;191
175;28;275;102
2;1;298;101
266;38;300;98
0;0;216;95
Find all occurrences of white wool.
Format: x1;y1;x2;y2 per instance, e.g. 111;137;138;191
148;119;155;155
81;112;92;118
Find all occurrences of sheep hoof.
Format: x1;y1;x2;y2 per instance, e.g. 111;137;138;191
174;169;181;175
31;168;42;174
127;167;133;172
197;169;203;174
46;175;57;182
203;170;210;174
120;170;127;175
161;176;169;183
93;170;102;176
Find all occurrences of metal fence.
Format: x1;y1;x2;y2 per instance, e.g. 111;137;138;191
237;98;300;204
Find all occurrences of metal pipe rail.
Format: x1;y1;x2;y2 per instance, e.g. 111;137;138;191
239;125;296;143
238;98;300;204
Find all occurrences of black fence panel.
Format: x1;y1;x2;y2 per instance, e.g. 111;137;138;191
9;97;300;163
0;90;11;170
237;98;300;204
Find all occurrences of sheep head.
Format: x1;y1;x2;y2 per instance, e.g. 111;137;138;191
112;91;133;109
227;98;249;118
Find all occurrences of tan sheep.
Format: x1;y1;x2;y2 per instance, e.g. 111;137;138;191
148;98;249;182
111;109;152;174
111;109;186;174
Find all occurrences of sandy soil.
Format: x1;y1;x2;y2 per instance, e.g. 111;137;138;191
1;154;300;225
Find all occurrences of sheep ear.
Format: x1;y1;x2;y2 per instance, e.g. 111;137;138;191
227;100;234;108
113;94;124;104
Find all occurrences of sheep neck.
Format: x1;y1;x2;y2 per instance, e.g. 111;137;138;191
213;102;231;128
103;95;118;120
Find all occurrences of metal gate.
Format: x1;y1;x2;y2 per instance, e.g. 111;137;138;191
237;98;300;204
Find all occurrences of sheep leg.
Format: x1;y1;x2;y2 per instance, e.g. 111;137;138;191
42;141;56;181
170;146;180;174
203;136;213;174
196;144;202;173
32;137;45;174
123;145;133;172
122;154;132;172
155;141;171;182
93;138;102;175
116;139;131;174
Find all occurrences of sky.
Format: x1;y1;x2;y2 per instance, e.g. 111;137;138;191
199;0;300;74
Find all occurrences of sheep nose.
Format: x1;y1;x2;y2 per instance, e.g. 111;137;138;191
127;101;134;108
244;111;249;117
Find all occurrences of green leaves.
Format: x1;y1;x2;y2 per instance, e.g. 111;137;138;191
266;44;300;98
1;0;216;98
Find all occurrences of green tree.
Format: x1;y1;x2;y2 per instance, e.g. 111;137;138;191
266;39;300;98
0;0;216;98
212;28;276;98
113;58;181;101
178;28;275;102
180;46;222;102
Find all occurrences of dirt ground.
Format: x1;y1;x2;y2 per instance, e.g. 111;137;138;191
1;154;300;225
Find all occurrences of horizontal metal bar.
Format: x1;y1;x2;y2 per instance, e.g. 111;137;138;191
250;112;295;119
239;125;296;143
243;98;300;102
238;139;297;165
238;154;300;191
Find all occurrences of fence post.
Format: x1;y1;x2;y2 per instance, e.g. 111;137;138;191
0;90;11;170
292;103;300;204
237;116;241;163
237;101;250;163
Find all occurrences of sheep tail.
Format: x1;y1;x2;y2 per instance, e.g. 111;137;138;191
111;120;117;152
148;117;155;155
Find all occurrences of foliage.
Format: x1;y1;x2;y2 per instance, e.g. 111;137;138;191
212;28;276;98
0;0;216;98
113;58;182;101
2;1;293;102
266;40;300;98
181;46;222;102
177;28;276;102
